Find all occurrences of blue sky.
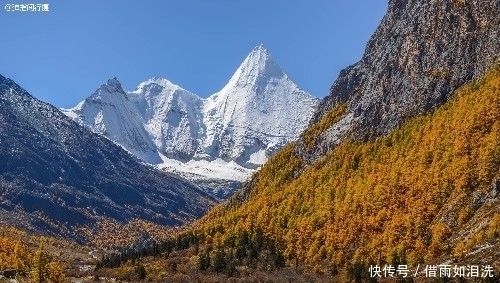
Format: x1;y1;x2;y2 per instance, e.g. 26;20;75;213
0;1;387;108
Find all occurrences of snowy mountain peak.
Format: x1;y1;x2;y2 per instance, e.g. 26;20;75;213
202;45;319;169
81;77;128;105
253;43;267;51
249;44;271;60
99;77;125;95
63;77;162;164
135;77;179;92
107;76;121;86
222;45;286;92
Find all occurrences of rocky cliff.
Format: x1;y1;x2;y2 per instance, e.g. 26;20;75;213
299;0;500;161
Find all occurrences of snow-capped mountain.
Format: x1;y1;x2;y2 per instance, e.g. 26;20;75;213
202;45;318;168
63;45;318;198
62;78;162;164
127;78;203;162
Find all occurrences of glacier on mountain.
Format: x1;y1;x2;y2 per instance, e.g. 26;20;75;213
63;45;318;198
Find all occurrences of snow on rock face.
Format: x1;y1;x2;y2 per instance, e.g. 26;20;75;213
63;45;318;196
202;45;318;168
128;78;203;161
62;78;162;164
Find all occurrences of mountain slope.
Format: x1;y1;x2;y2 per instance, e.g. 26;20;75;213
186;62;500;269
94;1;500;278
0;74;215;241
299;0;500;162
129;0;500;273
62;78;162;164
127;78;203;162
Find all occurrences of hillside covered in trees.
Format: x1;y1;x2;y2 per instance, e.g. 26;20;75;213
97;63;500;281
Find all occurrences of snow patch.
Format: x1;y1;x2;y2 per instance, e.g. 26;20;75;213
248;149;268;165
157;153;254;183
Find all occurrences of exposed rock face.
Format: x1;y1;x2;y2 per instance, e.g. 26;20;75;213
299;0;500;161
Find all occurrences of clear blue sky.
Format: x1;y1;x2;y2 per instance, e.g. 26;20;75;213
0;1;387;108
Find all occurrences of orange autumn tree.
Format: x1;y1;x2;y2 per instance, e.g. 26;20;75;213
187;63;500;269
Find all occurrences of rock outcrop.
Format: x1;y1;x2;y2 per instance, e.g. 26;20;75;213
299;0;500;162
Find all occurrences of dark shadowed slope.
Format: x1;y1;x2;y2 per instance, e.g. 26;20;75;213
0;74;215;242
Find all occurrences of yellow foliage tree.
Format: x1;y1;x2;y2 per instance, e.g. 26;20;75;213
185;63;500;269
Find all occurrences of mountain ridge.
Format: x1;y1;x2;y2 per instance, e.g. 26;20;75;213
64;45;319;198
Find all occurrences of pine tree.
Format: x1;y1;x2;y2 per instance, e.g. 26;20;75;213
47;262;66;283
135;264;147;280
212;249;226;274
31;245;49;283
